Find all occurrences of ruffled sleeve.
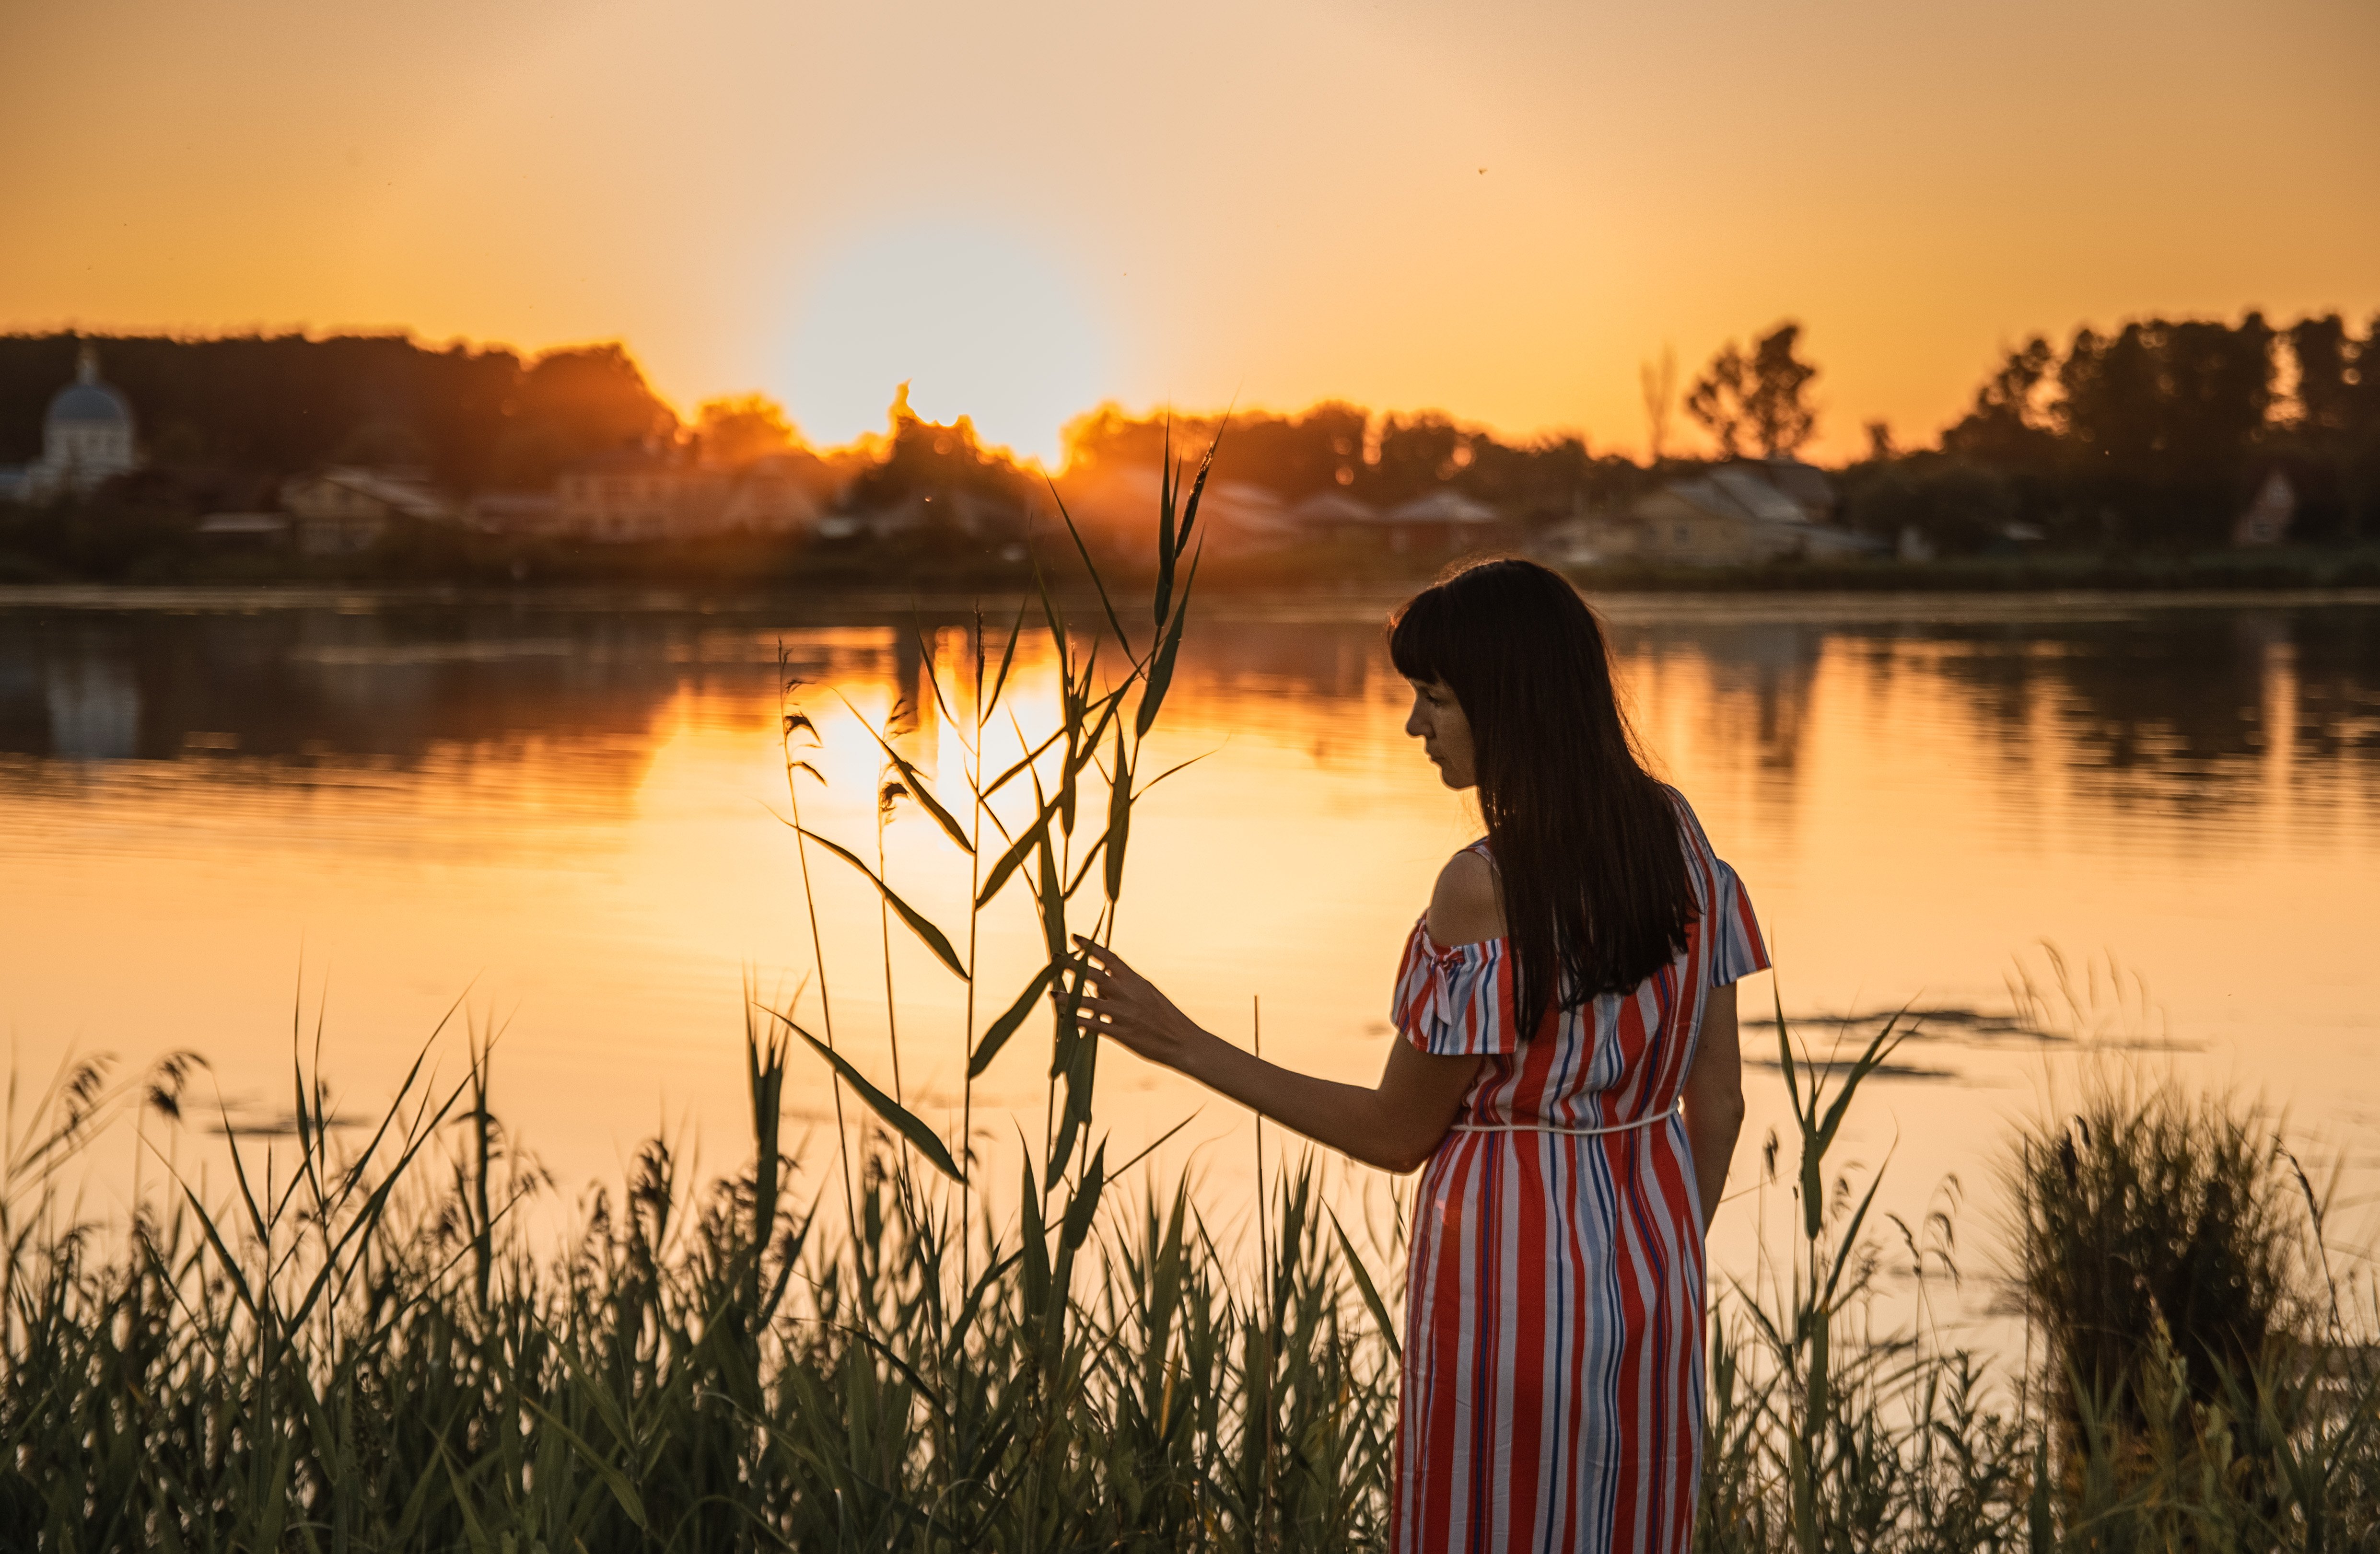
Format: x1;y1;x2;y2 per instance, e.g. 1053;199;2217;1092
1706;858;1770;987
1392;921;1522;1056
1668;787;1771;988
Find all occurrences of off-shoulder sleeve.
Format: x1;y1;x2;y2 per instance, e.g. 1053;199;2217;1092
1707;858;1771;987
1391;922;1522;1055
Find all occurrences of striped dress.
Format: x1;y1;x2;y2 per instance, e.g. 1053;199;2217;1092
1390;795;1769;1554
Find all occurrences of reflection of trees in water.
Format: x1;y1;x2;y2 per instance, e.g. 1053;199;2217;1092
1160;623;1409;772
1608;622;1822;852
0;610;912;808
1867;607;2380;821
1177;621;1382;703
5;602;2371;827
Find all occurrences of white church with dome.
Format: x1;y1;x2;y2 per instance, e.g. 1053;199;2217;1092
1;345;143;502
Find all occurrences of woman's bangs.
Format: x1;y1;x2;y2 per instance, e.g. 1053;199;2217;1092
1387;588;1453;684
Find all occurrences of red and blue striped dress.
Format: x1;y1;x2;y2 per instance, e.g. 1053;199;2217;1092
1390;795;1768;1554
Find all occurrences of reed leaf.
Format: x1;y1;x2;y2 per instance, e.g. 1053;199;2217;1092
976;786;1065;910
1103;719;1132;904
1047;482;1139;662
775;1014;963;1183
1136;541;1201;740
1155;427;1178;628
1327;1203;1402;1362
837;690;972;855
517;1395;650;1529
982;720;1067;803
985;598;1028;715
791;824;968;981
969;964;1058;1080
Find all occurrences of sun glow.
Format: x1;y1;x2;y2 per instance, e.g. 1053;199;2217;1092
779;221;1110;465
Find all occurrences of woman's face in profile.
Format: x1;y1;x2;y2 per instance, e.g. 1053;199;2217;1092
1403;678;1477;790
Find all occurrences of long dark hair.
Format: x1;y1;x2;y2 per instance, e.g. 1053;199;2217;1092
1388;557;1694;1034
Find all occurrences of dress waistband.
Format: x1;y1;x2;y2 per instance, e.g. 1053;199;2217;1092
1449;1102;1680;1138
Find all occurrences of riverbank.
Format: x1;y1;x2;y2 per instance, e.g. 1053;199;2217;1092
5;576;2380;630
5;498;2380;601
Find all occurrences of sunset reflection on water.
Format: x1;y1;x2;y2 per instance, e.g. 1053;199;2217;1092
2;591;2376;1331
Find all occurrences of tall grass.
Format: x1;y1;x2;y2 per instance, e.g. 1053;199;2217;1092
4;464;2377;1548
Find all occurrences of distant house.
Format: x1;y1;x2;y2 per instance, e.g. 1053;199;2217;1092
1544;461;1880;568
550;449;821;544
281;466;455;555
553;450;712;543
715;455;824;535
1289;489;1378;542
1285;487;1510;554
1377;489;1508;553
467;491;562;536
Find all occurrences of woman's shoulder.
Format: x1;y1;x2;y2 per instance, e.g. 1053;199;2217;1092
1425;843;1505;947
1658;783;1720;858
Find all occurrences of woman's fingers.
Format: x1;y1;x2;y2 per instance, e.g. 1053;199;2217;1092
1063;937;1199;1069
1069;933;1142;983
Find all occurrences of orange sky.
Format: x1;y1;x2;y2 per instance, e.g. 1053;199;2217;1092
3;0;2375;464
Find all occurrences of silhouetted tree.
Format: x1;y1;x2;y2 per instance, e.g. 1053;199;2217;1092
2289;316;2354;435
1843;456;2020;555
1370;413;1470;502
2277;313;2380;541
1686;322;1819;458
1744;324;1820;457
695;393;802;466
1684;341;1750;457
1942;336;2059;468
2055;315;2274;545
1062;401;1369;500
841;384;1033;542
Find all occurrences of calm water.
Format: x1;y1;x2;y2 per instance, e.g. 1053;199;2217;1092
5;587;2378;1316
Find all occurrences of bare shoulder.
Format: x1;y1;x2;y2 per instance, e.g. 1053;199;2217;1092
1425;848;1505;946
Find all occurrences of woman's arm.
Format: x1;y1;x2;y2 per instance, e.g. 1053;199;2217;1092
1070;935;1482;1175
1680;980;1746;1232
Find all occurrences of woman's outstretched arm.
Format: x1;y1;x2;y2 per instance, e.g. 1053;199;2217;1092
1680;981;1745;1232
1070;935;1482;1175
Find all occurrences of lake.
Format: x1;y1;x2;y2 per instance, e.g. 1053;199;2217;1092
4;585;2376;1333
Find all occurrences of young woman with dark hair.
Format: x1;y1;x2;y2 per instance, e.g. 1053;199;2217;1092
1073;556;1768;1554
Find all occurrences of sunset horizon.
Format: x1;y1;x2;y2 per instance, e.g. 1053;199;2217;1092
8;0;2373;465
2;297;2365;474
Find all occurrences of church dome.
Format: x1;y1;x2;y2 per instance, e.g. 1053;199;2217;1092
47;348;133;427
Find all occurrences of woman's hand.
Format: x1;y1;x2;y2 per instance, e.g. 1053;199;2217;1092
1067;934;1480;1173
1069;935;1218;1078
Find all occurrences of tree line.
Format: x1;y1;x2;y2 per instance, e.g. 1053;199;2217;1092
0;333;680;492
6;311;2377;559
1864;313;2380;550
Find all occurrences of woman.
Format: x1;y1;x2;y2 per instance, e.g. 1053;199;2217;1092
1073;557;1767;1554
